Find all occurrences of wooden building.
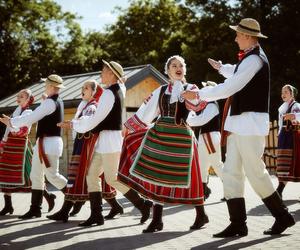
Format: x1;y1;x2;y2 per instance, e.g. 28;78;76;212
0;64;168;174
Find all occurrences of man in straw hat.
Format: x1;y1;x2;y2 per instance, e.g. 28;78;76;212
61;60;152;227
0;74;68;219
182;18;295;236
186;81;224;201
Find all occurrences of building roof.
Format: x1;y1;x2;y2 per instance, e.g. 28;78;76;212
0;64;168;113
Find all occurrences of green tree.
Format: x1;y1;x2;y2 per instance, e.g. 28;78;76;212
106;0;194;73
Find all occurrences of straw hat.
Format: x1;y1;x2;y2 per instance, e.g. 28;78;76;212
202;81;217;87
229;18;268;39
42;74;65;88
102;60;124;83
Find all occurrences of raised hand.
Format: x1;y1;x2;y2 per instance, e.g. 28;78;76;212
208;58;221;71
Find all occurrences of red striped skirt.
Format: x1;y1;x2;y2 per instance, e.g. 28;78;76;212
277;128;300;182
118;129;204;205
0;134;32;193
65;133;116;202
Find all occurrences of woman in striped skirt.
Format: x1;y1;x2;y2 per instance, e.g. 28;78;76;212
0;89;56;215
118;55;208;233
276;84;300;198
47;80;123;223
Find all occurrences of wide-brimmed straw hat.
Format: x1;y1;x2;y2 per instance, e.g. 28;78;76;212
229;18;268;39
202;81;217;87
41;74;65;88
102;60;124;83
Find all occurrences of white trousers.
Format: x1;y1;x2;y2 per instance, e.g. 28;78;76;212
86;152;130;194
223;133;275;199
30;145;67;190
198;132;223;183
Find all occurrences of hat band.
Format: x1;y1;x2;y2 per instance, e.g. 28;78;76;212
47;77;61;84
109;63;122;78
238;23;260;33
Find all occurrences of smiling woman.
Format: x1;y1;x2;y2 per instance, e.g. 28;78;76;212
54;0;129;32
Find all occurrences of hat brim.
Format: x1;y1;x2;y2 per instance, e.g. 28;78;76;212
42;78;65;88
229;25;268;39
102;60;124;83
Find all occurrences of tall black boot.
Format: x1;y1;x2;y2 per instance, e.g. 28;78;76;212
69;201;85;216
43;190;56;212
190;205;209;230
142;204;163;233
213;198;248;237
104;198;124;220
79;192;104;227
203;182;211;200
0;194;14;215
19;189;43;219
262;191;295;235
276;182;286;198
124;189;152;223
47;200;74;222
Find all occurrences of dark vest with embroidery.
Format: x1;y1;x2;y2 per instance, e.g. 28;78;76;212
159;84;189;124
230;46;270;116
91;84;123;133
36;94;63;138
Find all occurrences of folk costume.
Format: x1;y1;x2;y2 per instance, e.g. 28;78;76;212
0;96;56;215
195;18;295;237
118;80;208;232
276;100;300;195
187;99;223;200
71;67;152;227
9;76;68;219
47;89;123;222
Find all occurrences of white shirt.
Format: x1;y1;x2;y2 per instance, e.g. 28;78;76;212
10;98;63;156
186;102;219;127
1;106;32;142
199;54;270;136
72;84;126;153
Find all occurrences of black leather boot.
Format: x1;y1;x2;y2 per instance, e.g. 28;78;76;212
69;201;85;216
104;198;124;220
276;182;286;198
213;198;248;237
43;190;56;212
262;191;295;235
79;192;104;227
0;194;14;215
190;205;209;230
124;189;152;223
143;204;163;233
203;183;211;200
47;200;74;222
19;189;43;219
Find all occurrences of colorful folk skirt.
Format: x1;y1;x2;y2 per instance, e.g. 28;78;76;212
277;127;300;182
65;133;116;202
118;117;204;205
0;134;32;193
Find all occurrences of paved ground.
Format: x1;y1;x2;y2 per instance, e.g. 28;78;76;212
0;175;299;250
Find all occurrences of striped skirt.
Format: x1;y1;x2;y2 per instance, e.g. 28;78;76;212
277;127;300;182
0;134;32;193
65;133;116;202
118;117;204;205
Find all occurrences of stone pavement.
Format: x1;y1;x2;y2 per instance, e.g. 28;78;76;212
0;176;299;250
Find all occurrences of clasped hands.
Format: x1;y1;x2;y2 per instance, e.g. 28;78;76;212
0;114;11;127
57;120;72;129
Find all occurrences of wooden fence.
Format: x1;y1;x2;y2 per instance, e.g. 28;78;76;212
264;120;279;173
